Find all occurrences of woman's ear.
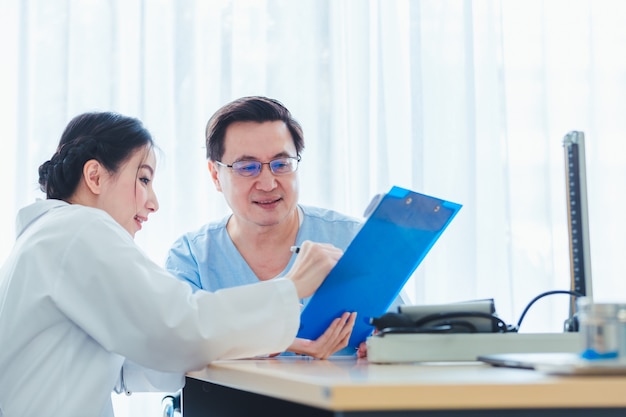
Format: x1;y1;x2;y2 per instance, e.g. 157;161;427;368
208;160;222;192
83;159;104;195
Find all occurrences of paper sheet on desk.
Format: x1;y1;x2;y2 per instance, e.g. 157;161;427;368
297;185;462;348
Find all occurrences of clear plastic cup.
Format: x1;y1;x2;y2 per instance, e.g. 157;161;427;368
577;297;626;361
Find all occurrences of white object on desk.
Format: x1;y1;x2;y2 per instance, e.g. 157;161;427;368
366;332;582;363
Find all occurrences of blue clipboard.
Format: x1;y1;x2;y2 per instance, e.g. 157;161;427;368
297;185;462;348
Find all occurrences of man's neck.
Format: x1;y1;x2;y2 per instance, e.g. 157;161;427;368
227;208;301;280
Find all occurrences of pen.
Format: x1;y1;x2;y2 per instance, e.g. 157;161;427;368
290;246;300;254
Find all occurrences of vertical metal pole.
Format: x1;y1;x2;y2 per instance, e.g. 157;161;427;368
562;131;593;319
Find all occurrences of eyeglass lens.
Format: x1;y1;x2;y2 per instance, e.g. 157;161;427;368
232;157;299;177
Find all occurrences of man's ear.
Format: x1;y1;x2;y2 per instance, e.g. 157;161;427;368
208;160;222;192
83;159;104;194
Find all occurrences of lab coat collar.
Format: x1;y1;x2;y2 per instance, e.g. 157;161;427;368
15;199;68;239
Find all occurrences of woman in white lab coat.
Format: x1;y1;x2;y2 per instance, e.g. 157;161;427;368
0;112;351;417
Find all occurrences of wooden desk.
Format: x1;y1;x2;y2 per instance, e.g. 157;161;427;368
184;356;626;416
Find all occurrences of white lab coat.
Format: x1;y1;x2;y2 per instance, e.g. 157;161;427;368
0;200;300;417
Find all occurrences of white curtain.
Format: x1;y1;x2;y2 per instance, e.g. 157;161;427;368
2;0;626;415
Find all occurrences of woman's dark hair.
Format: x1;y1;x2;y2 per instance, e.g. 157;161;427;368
38;111;154;200
205;96;304;161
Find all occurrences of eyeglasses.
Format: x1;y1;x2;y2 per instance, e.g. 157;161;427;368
215;155;301;178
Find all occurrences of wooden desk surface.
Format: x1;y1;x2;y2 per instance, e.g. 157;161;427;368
187;356;626;412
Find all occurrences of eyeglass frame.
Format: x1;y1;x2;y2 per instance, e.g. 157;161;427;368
214;155;301;177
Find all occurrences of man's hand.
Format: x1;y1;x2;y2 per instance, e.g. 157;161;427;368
356;341;367;358
287;312;357;359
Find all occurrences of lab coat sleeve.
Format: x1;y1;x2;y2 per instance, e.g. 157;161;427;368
113;360;185;394
51;214;301;372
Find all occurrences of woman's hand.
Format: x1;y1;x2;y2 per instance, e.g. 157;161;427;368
284;241;343;299
287;312;357;359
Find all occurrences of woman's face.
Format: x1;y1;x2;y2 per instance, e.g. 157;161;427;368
97;147;159;238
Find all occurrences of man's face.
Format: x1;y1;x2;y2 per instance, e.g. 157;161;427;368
209;120;300;229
